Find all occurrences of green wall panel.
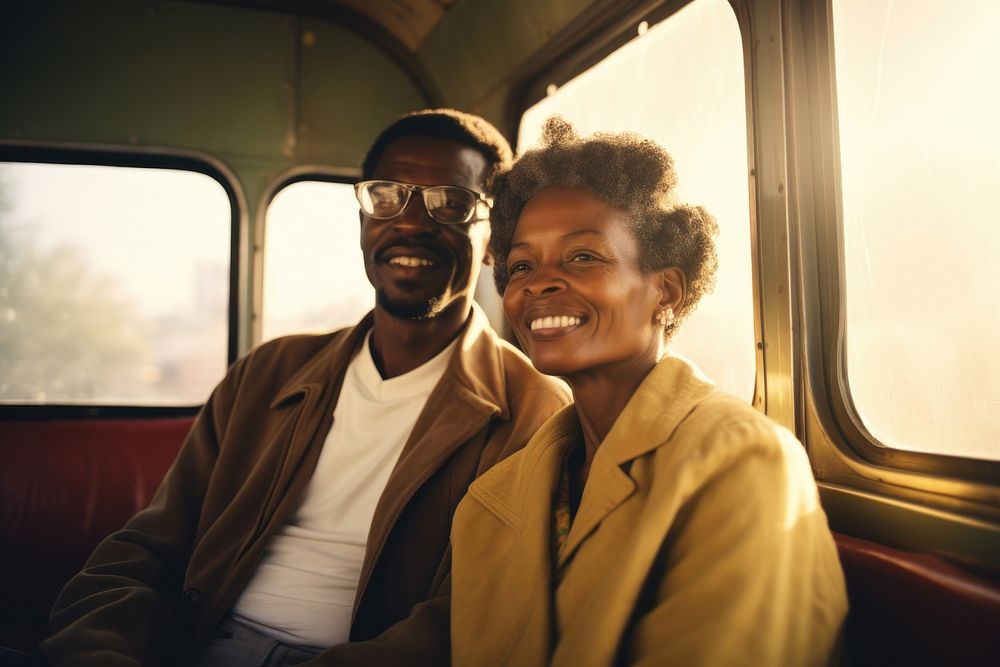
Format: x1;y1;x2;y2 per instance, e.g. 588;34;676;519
1;0;295;161
419;0;596;114
296;20;427;167
0;0;595;167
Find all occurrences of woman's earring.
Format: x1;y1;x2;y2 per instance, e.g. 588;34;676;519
656;307;674;326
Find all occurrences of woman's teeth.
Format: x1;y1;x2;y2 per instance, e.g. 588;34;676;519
388;256;434;267
530;316;582;331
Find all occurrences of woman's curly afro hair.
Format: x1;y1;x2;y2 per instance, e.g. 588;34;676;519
490;116;719;339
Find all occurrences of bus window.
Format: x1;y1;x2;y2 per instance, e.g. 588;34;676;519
519;0;754;402
261;180;374;343
0;162;230;406
833;0;1000;460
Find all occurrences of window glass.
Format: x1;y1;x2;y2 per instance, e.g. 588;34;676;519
261;181;374;342
0;162;230;405
833;0;1000;460
520;0;754;401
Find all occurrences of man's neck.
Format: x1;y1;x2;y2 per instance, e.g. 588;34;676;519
368;301;472;379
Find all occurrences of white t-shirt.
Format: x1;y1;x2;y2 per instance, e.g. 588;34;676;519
232;331;457;647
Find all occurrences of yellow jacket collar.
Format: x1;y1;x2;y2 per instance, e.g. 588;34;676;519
600;352;716;464
467;354;716;563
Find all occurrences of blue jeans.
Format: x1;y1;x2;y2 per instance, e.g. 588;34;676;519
189;615;324;667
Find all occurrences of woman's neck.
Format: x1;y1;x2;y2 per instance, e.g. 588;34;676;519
567;354;660;479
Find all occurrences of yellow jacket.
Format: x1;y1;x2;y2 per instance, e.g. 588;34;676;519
451;354;847;667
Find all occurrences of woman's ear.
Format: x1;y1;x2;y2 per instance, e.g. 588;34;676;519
658;267;686;313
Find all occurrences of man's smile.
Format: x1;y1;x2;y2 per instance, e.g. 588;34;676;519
377;243;449;275
388;256;434;268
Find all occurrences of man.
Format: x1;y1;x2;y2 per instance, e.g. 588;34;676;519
40;109;569;666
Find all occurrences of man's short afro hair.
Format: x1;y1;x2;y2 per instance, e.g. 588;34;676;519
490;116;719;339
362;108;513;186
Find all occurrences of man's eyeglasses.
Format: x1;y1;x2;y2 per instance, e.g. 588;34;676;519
355;180;492;225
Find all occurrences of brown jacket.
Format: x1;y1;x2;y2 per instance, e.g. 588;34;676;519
41;305;570;666
452;354;847;666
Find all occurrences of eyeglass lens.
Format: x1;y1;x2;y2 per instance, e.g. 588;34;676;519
358;181;480;224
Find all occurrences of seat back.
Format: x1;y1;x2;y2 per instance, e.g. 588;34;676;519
835;532;1000;666
3;419;998;662
0;417;191;651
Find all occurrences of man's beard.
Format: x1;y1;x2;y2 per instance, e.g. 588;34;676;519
376;290;446;320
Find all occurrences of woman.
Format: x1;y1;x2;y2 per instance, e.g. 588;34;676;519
450;118;847;666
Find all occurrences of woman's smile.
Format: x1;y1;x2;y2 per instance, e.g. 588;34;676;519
529;314;586;333
502;186;665;380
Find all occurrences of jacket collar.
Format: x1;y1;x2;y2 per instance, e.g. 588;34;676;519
438;302;511;419
599;352;717;464
470;353;716;568
370;302;510;502
268;311;375;409
269;303;511;412
562;354;715;564
352;303;512;614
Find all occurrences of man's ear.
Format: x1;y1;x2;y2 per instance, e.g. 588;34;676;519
658;267;687;312
479;223;493;265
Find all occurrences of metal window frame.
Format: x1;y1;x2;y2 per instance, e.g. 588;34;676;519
783;0;1000;571
0;140;246;418
250;165;359;347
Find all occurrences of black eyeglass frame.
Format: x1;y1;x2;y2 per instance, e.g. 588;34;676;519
354;179;492;225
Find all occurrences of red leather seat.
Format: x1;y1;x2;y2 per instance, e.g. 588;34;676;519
835;532;1000;666
2;419;998;663
0;418;191;651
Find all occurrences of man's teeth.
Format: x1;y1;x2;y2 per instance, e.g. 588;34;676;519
530;316;583;331
388;256;434;267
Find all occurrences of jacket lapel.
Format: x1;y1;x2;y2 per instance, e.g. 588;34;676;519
352;305;507;615
257;313;375;530
554;358;720;666
555;447;635;570
456;407;579;666
203;314;374;635
557;354;716;569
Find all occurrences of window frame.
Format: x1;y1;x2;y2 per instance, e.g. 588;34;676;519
503;0;765;413
786;0;1000;483
0;140;244;418
251;165;360;347
783;0;1000;571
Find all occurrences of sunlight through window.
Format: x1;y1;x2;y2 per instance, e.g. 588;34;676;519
834;0;1000;460
261;181;374;343
0;162;230;405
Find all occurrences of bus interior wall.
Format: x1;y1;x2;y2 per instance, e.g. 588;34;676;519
1;0;998;664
